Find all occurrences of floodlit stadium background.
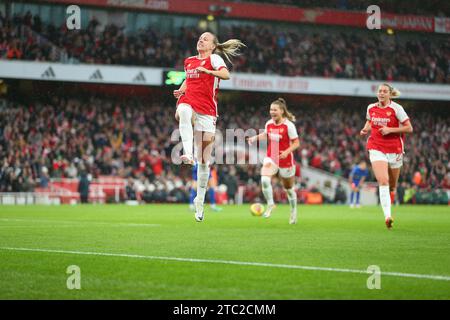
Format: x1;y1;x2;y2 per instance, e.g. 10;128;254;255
0;0;449;300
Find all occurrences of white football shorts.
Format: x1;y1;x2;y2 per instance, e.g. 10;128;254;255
369;149;403;169
263;157;296;178
177;103;216;133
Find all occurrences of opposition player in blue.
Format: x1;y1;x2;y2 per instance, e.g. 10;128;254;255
189;162;222;212
348;161;369;208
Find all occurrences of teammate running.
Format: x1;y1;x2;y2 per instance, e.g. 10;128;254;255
360;83;413;229
248;98;300;224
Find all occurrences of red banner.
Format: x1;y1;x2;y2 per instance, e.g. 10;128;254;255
301;9;366;27
106;0;169;10
36;0;439;33
382;13;434;32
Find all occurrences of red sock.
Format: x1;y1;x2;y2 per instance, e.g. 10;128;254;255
390;191;395;204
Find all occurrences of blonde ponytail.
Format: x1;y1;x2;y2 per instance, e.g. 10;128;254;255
391;88;401;98
214;38;246;64
272;98;296;122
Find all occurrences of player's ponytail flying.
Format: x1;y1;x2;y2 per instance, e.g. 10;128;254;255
212;36;246;64
272;98;296;122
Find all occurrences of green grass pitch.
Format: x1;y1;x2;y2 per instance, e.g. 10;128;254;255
0;204;449;299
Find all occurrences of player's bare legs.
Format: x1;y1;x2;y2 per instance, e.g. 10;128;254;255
388;167;401;205
372;161;393;229
350;184;361;208
176;104;195;165
261;162;276;218
281;176;297;224
193;131;214;222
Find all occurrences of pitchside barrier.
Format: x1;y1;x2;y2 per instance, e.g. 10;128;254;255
0;177;126;205
1;61;450;101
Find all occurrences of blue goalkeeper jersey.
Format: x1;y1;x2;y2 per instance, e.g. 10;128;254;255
350;165;369;186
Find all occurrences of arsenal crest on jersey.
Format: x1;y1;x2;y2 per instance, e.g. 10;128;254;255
386;111;392;116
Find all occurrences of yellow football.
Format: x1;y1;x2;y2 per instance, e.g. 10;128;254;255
250;203;265;216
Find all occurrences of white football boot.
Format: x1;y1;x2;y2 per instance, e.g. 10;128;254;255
263;204;276;218
289;209;298;225
194;197;204;222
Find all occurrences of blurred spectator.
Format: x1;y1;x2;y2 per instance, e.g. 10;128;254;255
78;171;90;203
125;176;138;201
397;182;407;204
321;180;334;203
221;166;239;204
404;185;417;204
334;182;347;204
6;40;22;59
39;166;49;188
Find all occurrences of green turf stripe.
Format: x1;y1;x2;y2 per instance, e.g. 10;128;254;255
1;246;449;282
0;218;160;227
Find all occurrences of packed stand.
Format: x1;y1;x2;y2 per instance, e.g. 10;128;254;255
223;25;449;83
0;96;187;203
1;12;449;84
1;95;448;204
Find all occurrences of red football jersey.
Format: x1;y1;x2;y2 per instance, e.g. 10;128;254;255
366;101;410;154
177;54;227;117
265;119;299;168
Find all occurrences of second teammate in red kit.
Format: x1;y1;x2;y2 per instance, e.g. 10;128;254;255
173;32;245;222
248;98;300;224
360;83;413;229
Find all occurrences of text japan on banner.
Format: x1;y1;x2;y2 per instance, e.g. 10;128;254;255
381;13;434;32
435;17;450;34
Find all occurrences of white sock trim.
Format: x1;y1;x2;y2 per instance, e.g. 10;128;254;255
285;188;297;211
379;185;391;218
178;105;193;157
261;176;274;206
196;163;210;203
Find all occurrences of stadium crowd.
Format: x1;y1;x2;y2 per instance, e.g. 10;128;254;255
1;12;449;84
1;95;448;204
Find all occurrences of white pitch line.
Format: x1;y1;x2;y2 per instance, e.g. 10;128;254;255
1;247;449;282
0;218;160;227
